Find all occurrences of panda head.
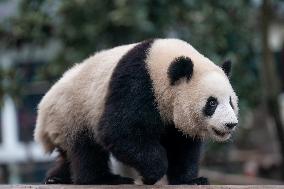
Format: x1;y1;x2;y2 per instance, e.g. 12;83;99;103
168;57;238;142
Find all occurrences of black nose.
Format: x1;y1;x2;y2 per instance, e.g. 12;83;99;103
226;123;237;129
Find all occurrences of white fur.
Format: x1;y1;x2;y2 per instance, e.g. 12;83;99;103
110;156;168;185
34;43;136;152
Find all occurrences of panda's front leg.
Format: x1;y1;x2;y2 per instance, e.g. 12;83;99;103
109;138;168;185
163;129;209;185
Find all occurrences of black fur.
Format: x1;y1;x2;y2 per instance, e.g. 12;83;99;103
98;39;168;184
221;60;232;76
229;96;234;110
69;129;133;185
168;56;193;85
203;96;218;117
162;126;209;185
45;149;72;184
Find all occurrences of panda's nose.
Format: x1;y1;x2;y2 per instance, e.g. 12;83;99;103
225;123;237;129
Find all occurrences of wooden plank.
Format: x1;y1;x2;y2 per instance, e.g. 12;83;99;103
1;185;284;189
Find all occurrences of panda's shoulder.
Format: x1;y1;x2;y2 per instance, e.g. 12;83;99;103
150;38;191;50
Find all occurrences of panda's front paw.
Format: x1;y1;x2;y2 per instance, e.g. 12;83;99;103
187;177;209;185
45;176;71;184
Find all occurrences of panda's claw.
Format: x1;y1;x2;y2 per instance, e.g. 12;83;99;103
44;177;63;184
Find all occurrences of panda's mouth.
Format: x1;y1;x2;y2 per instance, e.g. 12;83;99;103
211;127;231;139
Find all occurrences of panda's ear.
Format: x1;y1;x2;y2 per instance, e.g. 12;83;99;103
221;60;232;77
168;56;193;85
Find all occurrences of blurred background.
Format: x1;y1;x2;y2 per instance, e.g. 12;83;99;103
0;0;284;185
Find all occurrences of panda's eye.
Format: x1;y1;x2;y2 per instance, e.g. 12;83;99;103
203;96;218;117
209;99;217;107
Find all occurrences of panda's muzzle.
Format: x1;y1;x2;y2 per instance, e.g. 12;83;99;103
212;127;232;137
212;128;227;137
225;123;237;129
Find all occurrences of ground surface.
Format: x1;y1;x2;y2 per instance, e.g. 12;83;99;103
1;185;284;189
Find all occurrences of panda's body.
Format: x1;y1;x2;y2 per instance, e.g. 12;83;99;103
34;39;238;185
35;43;136;153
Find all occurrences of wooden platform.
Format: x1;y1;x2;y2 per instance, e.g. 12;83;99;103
1;185;284;189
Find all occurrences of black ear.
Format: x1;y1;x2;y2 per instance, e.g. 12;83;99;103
168;56;193;85
221;60;232;77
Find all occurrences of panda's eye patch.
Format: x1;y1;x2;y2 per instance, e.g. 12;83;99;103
203;96;218;117
229;96;234;109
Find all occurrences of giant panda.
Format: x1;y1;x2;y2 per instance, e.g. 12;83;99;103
34;38;238;185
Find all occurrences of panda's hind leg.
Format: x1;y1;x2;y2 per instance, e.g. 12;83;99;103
45;149;72;184
69;129;134;185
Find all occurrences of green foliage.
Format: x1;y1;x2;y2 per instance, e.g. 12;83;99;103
0;0;54;48
0;0;261;110
0;68;3;106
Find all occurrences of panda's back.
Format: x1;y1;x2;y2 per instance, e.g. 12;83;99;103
34;43;136;152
